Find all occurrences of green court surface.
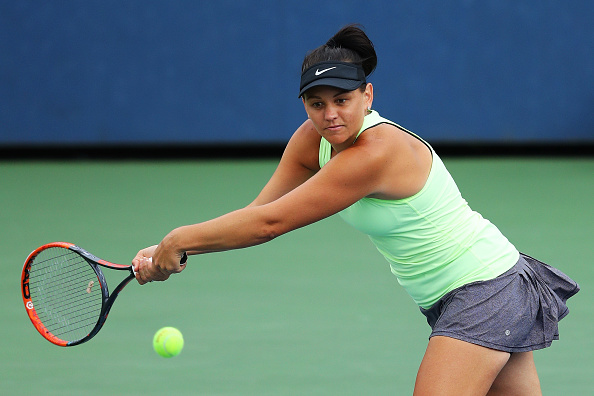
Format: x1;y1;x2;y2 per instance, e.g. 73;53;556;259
1;158;592;395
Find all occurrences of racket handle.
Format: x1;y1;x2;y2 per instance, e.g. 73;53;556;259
132;252;188;277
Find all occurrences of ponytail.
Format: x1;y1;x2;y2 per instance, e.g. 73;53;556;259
301;24;377;78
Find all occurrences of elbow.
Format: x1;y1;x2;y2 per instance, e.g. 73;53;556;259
257;219;292;244
247;204;299;246
259;222;283;243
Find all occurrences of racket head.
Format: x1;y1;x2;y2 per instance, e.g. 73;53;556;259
21;242;109;346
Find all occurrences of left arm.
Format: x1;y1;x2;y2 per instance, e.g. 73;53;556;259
135;123;431;284
135;141;386;284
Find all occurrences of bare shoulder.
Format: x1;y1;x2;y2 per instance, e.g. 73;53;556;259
350;122;433;199
284;119;322;172
346;123;422;164
247;120;321;207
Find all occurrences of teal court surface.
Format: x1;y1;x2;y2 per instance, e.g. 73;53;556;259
1;158;592;395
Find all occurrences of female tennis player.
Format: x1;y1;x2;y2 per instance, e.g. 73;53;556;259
133;25;579;395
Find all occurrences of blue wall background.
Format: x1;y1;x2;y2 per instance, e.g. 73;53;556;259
1;1;593;145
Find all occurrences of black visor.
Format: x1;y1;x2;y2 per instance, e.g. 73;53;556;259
298;61;366;97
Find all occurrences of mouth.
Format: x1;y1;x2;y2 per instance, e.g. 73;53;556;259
325;124;344;132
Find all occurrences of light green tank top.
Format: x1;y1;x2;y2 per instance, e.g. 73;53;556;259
319;111;519;308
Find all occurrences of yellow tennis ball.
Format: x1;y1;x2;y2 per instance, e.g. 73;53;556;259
153;327;184;358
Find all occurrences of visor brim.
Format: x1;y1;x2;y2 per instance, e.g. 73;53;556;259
298;78;364;98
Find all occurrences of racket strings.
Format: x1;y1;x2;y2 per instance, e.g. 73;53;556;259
28;248;104;343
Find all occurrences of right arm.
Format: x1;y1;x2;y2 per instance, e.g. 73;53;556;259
247;120;321;207
132;120;321;282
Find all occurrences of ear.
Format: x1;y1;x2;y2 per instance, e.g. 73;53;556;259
302;97;310;119
364;83;374;109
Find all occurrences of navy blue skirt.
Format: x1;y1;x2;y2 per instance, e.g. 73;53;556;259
420;253;580;352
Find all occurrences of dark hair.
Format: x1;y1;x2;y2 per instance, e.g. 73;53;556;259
301;24;377;78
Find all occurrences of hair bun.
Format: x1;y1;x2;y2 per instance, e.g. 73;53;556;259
301;24;377;78
325;38;338;48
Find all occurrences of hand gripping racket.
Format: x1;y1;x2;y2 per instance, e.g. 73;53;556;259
21;242;187;347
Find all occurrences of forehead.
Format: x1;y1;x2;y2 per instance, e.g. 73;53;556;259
303;86;353;99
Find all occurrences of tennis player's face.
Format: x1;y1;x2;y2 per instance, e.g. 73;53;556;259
302;84;373;152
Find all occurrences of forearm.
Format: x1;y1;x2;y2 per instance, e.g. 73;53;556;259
133;200;297;284
161;206;282;256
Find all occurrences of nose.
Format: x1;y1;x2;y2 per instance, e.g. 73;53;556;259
324;105;338;121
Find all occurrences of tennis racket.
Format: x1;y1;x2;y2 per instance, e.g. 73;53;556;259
21;242;187;347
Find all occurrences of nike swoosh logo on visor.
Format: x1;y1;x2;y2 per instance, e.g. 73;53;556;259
315;67;337;76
